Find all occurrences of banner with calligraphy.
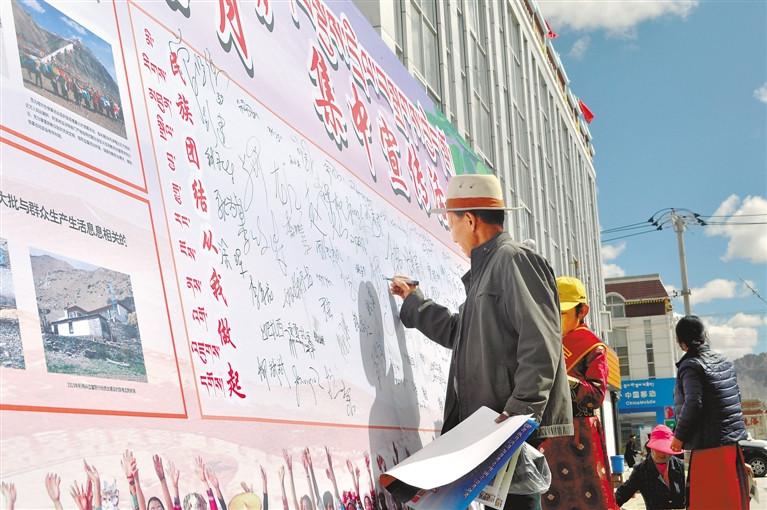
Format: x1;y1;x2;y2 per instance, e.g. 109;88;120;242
0;0;480;507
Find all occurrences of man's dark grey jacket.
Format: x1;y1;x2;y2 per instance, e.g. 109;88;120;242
399;232;574;438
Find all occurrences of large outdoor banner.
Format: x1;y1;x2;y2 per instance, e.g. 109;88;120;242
0;1;477;507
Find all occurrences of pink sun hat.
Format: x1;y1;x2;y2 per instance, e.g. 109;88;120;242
646;424;677;455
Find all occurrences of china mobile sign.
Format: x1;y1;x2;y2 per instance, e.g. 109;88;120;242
617;378;676;412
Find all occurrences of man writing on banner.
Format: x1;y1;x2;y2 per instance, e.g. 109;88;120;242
389;174;573;510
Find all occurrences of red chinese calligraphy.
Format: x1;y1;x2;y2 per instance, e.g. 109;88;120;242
437;129;455;178
348;84;373;179
192;179;207;213
170;51;186;85
210;268;228;306
185;137;200;169
227;362;246;398
217;0;254;77
202;229;219;254
378;115;408;198
177;94;193;124
427;164;449;229
218;318;236;349
407;144;430;211
309;45;346;149
254;0;273;28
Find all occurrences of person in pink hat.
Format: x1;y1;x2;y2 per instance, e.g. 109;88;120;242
614;424;685;510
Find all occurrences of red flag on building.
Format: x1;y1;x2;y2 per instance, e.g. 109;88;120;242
578;99;595;123
545;21;558;39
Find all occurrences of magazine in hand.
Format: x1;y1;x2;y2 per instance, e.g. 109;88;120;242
380;407;538;510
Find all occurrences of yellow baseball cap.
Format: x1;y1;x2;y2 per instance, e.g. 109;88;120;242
228;493;262;510
557;276;588;312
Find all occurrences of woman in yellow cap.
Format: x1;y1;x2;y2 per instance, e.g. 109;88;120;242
538;276;618;510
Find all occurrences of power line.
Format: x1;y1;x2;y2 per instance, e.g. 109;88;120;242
601;228;661;244
701;221;767;226
601;222;653;234
697;213;767;218
739;277;767;306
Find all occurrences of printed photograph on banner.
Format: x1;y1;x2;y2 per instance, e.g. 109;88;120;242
11;0;127;138
29;248;147;382
0;238;24;369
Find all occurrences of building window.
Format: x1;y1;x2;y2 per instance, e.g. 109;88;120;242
644;319;655;378
607;294;625;318
465;0;492;159
394;0;405;62
409;0;441;104
69;321;74;335
456;5;471;140
610;327;630;377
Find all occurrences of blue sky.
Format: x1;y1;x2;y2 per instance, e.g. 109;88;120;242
540;0;767;358
17;0;117;82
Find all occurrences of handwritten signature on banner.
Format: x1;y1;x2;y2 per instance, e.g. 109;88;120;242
158;0;454;229
132;2;469;423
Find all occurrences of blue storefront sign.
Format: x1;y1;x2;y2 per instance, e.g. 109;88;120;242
618;378;676;413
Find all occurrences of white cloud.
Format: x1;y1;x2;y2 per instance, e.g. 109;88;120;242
601;242;626;278
701;318;759;360
21;0;45;14
704;194;767;263
755;83;767;104
538;0;699;36
668;279;758;306
61;17;87;36
569;36;591;60
689;278;738;305
602;263;626;278
726;313;767;328
601;241;626;261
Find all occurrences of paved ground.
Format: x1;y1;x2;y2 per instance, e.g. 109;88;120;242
618;468;767;509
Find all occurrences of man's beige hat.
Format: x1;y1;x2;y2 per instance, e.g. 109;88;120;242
430;174;515;213
556;276;588;312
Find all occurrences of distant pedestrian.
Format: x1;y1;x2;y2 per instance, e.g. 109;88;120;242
624;434;639;468
670;315;749;510
615;425;685;510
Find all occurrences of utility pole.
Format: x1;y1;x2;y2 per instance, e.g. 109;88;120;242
671;210;692;315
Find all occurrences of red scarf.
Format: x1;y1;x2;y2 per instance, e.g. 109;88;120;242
563;325;604;375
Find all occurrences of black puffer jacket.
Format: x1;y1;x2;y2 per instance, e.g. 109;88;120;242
674;344;747;450
615;455;685;509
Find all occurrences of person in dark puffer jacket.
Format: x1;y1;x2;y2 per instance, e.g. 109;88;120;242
615;425;685;510
669;315;749;510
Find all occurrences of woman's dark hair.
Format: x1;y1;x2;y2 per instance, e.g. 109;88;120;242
147;497;164;510
453;209;505;226
675;315;707;350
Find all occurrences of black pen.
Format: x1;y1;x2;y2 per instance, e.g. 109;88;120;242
384;277;419;286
